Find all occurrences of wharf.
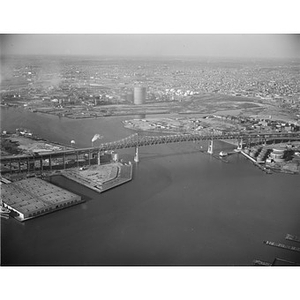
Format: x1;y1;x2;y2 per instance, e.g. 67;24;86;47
253;257;299;266
240;150;272;174
272;258;299;266
285;234;300;243
252;259;272;266
55;162;132;193
263;241;300;253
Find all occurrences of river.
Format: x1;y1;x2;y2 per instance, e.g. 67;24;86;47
1;107;300;265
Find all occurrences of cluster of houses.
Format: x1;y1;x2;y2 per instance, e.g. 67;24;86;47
208;115;300;133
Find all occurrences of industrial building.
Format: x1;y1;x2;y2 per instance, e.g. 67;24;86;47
1;177;83;221
270;147;285;162
133;86;146;105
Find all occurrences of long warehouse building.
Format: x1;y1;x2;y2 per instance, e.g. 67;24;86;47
1;177;83;221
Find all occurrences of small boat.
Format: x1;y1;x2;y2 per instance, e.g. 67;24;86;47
219;151;228;157
1;214;9;220
0;206;11;214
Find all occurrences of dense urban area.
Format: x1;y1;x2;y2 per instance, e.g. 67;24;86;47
1;56;300;120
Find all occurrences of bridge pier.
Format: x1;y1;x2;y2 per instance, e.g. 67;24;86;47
97;150;101;165
134;146;139;163
237;138;243;150
207;140;214;155
134;133;139;163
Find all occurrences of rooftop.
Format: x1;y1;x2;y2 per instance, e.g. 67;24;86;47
1;177;83;221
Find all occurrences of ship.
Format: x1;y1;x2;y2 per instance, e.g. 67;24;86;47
219;151;228;157
0;206;10;214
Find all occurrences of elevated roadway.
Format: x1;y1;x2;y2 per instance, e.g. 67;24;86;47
1;131;299;174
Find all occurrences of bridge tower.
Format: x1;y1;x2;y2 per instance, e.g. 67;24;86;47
207;139;214;155
134;146;139;163
97;150;101;165
237;138;243;150
134;133;139;163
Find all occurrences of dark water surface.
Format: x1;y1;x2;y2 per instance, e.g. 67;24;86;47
1;108;300;265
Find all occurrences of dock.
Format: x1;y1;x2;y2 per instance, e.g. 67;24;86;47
55;162;132;193
272;258;299;266
252;259;272;266
285;234;300;243
240;150;272;174
263;240;300;253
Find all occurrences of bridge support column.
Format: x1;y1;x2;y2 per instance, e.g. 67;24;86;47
207;140;213;155
237;138;243;150
134;146;139;163
97;150;101;165
134;133;139;163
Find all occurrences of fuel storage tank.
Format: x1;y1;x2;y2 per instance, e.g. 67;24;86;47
134;86;146;105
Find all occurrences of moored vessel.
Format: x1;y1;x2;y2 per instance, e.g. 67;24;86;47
219;151;228;157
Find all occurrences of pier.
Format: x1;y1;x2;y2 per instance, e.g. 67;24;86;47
285;234;300;243
252;259;272;266
240;150;272;174
53;162;133;194
263;240;300;253
272;258;299;266
253;257;299;266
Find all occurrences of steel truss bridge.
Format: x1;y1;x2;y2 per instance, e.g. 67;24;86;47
99;132;300;151
1;131;299;174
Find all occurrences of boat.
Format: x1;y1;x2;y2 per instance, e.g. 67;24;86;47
0;206;10;214
219;151;228;157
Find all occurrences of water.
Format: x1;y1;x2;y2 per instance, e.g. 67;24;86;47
1;107;300;265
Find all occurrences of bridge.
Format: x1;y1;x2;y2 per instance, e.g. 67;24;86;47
1;131;299;174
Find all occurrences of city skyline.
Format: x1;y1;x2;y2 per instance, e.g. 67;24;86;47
1;34;300;59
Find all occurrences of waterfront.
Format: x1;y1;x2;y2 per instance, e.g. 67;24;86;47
1;107;300;265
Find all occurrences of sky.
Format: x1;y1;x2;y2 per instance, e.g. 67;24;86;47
1;34;300;59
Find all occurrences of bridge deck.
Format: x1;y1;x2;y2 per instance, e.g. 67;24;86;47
1;132;299;162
